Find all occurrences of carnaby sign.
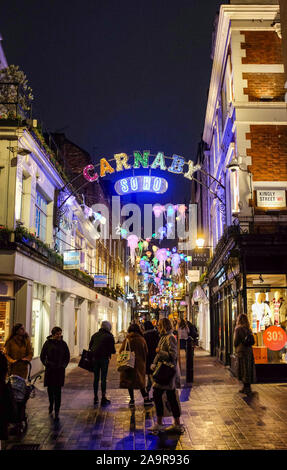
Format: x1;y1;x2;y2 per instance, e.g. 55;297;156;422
83;151;201;183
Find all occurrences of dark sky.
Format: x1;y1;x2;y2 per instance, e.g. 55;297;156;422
0;0;225;200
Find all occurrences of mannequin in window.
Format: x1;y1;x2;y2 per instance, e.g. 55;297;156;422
251;292;272;334
270;291;287;325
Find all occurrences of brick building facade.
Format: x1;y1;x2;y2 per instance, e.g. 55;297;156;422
195;1;287;381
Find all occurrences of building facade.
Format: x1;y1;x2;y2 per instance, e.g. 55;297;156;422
196;1;287;381
0;84;132;374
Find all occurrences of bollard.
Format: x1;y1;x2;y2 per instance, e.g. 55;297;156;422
185;336;194;384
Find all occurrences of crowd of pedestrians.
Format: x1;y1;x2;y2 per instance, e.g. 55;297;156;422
0;312;257;446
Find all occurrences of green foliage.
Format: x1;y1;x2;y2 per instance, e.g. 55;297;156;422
0;65;33;118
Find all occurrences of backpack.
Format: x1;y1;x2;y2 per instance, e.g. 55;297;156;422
243;332;255;347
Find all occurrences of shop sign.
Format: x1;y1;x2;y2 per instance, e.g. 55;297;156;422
63;251;81;270
218;272;227;287
256;189;286;208
187;270;200;283
263;326;287;351
94;275;108;287
191;248;210;266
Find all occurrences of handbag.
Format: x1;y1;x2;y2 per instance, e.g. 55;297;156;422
117;339;135;372
152;360;176;386
78;349;94;372
243;332;255;347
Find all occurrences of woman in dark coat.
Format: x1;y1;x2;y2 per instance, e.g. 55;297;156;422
148;317;183;435
119;323;152;407
143;321;159;395
40;326;70;420
234;313;256;396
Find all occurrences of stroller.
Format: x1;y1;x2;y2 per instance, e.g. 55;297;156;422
8;360;41;435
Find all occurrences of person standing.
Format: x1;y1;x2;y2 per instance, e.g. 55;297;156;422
234;313;256;396
143;321;159;396
178;318;189;350
4;323;33;379
0;351;15;450
149;317;183;434
89;321;116;406
119;323;152;407
40;327;70;420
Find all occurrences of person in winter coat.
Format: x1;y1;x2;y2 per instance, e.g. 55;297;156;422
0;351;15;449
143;321;159;395
148;317;183;435
119;323;152;408
4;323;33;379
40;326;70;420
234;313;256;396
89;321;116;406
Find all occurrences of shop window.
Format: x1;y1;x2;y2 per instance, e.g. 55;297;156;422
31;283;48;357
246;274;287;364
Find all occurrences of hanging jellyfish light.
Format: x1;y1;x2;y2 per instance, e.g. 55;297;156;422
152;245;158;253
153;204;165;218
156;248;168;271
177;204;187;221
166;266;172;277
143;240;149;250
127;234;139;266
171;252;181;275
158;226;167;240
139;259;146;270
138;240;143;255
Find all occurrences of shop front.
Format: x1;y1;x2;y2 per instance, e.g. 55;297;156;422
209;230;287;382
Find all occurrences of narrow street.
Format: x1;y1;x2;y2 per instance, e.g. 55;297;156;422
4;348;287;451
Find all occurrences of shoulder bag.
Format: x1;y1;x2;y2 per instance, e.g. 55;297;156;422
78;349;94;372
117;339;135;372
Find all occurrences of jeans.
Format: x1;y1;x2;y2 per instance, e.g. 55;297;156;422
47;386;62;413
153;388;181;419
93;358;110;398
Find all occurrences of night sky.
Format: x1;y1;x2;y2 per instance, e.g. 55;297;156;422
0;0;225;201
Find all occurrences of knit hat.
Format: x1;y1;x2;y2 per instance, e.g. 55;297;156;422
101;321;112;332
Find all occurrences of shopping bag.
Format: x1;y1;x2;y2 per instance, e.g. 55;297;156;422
117;339;135;371
78;349;94;372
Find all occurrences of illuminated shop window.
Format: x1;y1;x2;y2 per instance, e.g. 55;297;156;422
246;274;287;365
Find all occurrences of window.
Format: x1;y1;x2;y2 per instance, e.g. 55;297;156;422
35;191;47;241
31;283;47;357
246;275;287;365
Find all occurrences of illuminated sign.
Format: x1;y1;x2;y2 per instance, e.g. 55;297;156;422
114;175;168;195
63;251;81;270
83;151;201;183
263;326;287;351
256;189;286;209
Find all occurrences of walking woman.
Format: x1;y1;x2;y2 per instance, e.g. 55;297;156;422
143;321;160;396
40;327;70;420
178;318;189;350
119;323;152;407
4;324;33;379
234;313;256;396
149;317;183;434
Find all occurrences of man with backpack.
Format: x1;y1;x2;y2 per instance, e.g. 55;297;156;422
89;321;116;406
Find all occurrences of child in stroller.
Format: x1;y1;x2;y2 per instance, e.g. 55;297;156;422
8;359;41;435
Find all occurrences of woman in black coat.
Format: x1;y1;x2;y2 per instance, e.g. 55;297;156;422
234;313;256;396
143;321;159;395
40;326;70;420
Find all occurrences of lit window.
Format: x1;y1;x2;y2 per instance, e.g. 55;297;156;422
35;191;47;241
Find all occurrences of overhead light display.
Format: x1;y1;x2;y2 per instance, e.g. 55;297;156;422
114;175;168;195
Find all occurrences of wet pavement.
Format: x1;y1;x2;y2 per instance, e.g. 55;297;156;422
4;347;287;451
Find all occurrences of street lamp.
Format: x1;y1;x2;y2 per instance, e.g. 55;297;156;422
196;238;205;249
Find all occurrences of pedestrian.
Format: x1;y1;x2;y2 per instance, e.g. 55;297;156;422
143;320;160;396
234;313;256;396
40;326;70;420
148;317;183;434
0;350;15;450
89;320;116;406
178;318;189;350
4;323;33;379
119;323;152;407
186;320;199;345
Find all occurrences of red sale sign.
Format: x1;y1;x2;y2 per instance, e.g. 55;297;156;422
263;326;287;351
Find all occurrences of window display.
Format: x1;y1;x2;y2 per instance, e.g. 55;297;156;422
246;275;287;364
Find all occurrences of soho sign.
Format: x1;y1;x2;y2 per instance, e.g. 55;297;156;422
83;151;201;191
114;175;168;195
